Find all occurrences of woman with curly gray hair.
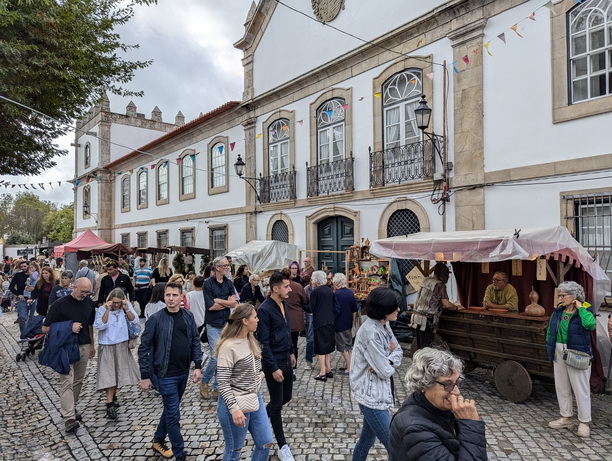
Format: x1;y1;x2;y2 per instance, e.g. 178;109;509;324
545;281;596;438
389;348;487;461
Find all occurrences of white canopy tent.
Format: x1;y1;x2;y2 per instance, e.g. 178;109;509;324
225;240;300;275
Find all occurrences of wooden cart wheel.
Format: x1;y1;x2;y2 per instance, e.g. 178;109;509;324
494;360;532;403
409;334;448;358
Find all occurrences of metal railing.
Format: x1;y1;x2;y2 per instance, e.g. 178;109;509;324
306;153;354;197
369;136;441;188
258;169;296;203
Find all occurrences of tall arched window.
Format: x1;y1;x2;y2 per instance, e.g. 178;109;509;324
268;119;290;175
382;70;423;149
569;0;612;103
316;98;345;164
211;142;226;188
180;152;195;200
387;208;421;281
121;175;130;212
138;170;147;208
84;142;91;168
83;186;91;219
157;161;169;205
271;220;289;242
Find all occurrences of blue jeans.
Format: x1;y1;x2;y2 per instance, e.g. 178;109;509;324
201;325;222;390
17;299;29;335
352;404;391;461
305;313;314;362
217;393;273;461
154;374;189;458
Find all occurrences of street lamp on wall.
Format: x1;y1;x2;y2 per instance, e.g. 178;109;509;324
233;154;262;204
82;202;98;224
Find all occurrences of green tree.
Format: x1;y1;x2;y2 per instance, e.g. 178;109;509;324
0;0;155;176
44;204;74;242
5;229;34;245
0;192;55;242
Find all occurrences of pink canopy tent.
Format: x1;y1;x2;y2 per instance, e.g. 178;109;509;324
54;229;108;258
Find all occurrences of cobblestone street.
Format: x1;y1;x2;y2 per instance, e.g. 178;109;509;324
1;311;610;461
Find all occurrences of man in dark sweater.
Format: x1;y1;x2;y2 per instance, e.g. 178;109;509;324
139;282;202;461
97;260;134;306
9;260;30;334
42;278;96;433
256;271;296;461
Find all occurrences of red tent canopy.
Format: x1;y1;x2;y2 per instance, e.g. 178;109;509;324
54;229;108;257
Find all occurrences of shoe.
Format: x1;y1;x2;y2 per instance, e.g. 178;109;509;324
65;419;80;433
577;422;590;437
278;444;295;461
548;417;575;429
199;382;209;399
212;389;219;399
74;411;82;421
339;367;347;371
304;361;313;370
112;395;120;408
326;371;334;378
106;403;118;420
314;374;327;382
152;440;174;459
337;369;349;375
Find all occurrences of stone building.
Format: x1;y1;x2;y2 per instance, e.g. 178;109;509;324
73;0;612;279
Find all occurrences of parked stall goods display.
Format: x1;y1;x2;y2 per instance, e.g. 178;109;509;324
371;226;611;402
347;239;390;301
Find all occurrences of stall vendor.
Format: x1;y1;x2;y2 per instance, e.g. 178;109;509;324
483;271;518;312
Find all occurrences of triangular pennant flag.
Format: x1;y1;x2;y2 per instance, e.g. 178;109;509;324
527;12;536;20
543;1;557;15
75;179;80;186
256;133;262;139
271;129;277;136
11;184;15;188
281;125;288;132
230;142;236;151
325;110;333;117
297;120;304;125
24;185;29;190
86;177;91;183
128;169;134;174
426;72;435;80
497;32;506;44
176;158;182;165
218;145;224;155
31;184;36;190
117;171;122;175
358;97;365;101
341;104;348;109
39;183;44;190
373;92;382;99
150;165;155;169
164;161;169;167
451;62;459;74
484;42;493;56
49;182;53;189
462;55;470;65
511;24;523;38
190;154;196;161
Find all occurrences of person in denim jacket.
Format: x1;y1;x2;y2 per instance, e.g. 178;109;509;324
350;287;403;461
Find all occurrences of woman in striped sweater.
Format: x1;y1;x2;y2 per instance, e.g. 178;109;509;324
215;304;274;461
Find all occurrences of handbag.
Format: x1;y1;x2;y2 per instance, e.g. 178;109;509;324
562;349;591;370
125;311;142;339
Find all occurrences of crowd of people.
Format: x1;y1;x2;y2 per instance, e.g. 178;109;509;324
2;252;601;460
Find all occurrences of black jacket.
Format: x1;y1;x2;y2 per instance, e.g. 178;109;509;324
239;283;265;305
203;275;236;328
256;296;293;373
9;271;29;297
390;392;487;461
98;273;135;306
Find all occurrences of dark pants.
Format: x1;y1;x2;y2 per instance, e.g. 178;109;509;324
135;287;151;317
155;373;189;458
290;332;300;366
264;357;293;448
416;324;435;350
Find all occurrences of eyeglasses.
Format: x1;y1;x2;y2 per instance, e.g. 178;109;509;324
557;293;572;299
435;377;464;392
491;278;504;283
218;264;230;268
78;290;92;295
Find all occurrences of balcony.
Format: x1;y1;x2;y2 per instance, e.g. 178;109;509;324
258;169;296;203
369;136;441;188
306;154;354;197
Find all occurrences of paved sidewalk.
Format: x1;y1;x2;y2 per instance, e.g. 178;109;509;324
0;311;610;460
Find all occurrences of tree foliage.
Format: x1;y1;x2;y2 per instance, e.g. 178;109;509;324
43;203;74;242
0;0;155;176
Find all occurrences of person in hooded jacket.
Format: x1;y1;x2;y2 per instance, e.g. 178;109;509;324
389;347;487;461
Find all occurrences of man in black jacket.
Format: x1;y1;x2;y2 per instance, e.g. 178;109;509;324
256;271;296;461
97;260;134;307
9;260;30;335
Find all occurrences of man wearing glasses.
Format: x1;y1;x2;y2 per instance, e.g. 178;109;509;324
42;278;96;433
483;271;518;312
200;256;238;399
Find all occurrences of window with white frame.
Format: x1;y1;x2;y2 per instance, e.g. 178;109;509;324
84;142;91;168
83;186;91;219
382;69;423;149
268;119;290;175
121;175;130;211
157;162;168;204
137;232;148;248
156;230;168;249
121;233;130;246
210;227;226;258
211;143;226;188
138;170;147;207
181;153;195;198
180;229;194;247
569;0;612;103
316;99;345;164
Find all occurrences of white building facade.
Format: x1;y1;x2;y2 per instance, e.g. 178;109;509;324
73;0;612;278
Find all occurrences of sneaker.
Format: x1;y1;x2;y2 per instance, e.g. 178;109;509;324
152;440;174;459
74;411;82;421
199;382;209;399
65;419;80;433
106;404;118;420
278;444;295;461
548;417;575;429
304;361;313;370
577;422;590;438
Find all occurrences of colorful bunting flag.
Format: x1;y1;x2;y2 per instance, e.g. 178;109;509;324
117;171;122;175
176;158;182;165
527;12;536;20
451;62;459;74
75;179;80;186
282;126;289;132
497;32;506;44
271;129;277;136
325;110;333;117
256;133;262;139
190;154;196;161
150;165;155;169
31;184;36;190
484;41;493;56
462;55;470;65
358;97;365;101
373;92;382;99
543;0;556;15
128;169;133;174
341;104;348;110
426;72;435;80
85;177;90;183
511;24;523;37
297;120;304;125
230;142;236;151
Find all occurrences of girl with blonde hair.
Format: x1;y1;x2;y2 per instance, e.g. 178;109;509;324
151;257;172;285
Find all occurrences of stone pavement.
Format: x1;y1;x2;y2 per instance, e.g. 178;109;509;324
0;310;611;461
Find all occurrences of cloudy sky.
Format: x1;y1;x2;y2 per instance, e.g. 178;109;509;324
1;0;252;205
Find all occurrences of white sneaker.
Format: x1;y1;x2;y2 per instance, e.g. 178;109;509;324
278;444;295;461
577;422;590;438
548;417;575;429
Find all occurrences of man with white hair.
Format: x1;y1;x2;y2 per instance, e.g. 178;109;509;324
333;273;358;374
74;260;96;286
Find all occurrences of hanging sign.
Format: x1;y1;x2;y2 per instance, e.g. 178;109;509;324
511;260;523;277
481;262;490;274
536;259;547;281
407;266;425;291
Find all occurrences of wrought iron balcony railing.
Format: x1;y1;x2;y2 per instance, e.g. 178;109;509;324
258;168;296;203
369;135;441;188
306;153;354;197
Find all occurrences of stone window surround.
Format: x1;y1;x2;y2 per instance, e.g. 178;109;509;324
155;160;170;206
83;185;91;220
372;56;433;152
180;226;196;247
560;185;612;232
265;212;295;243
377;197;430;239
156;229;169;249
309;88;353;167
137;169;148;210
137;231;148;249
84;142;91;169
551;0;612;122
121;175;130;213
262;110;296;178
120;233;130;247
207;136;229;195
179;148;196;201
209;224;228;257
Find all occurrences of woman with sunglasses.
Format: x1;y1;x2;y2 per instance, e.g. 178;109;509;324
389;348;487;461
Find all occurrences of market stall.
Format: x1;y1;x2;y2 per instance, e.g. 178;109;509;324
226;240;299;275
53;229;109;273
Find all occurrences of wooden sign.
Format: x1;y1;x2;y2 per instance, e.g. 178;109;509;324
536;259;547;281
407;266;425;291
511;260;523;277
481;262;489;274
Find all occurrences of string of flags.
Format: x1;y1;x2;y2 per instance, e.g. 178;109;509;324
1;179;66;190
